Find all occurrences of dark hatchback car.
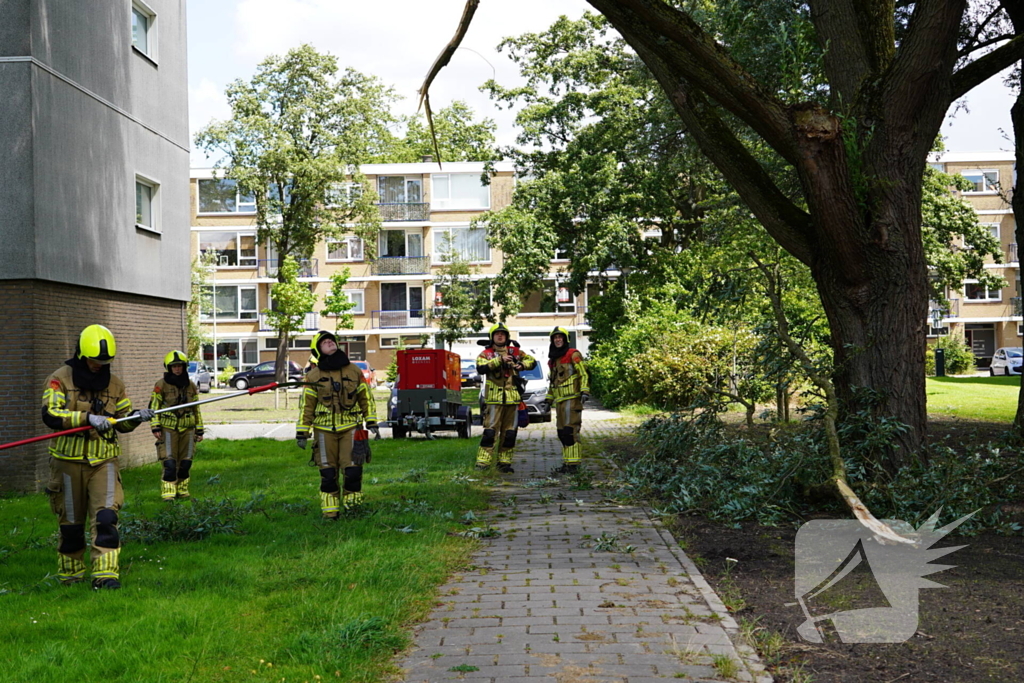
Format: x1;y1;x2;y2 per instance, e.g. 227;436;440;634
228;360;303;389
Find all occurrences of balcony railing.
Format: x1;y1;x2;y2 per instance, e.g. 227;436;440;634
258;311;319;332
1010;243;1018;264
1013;297;1022;317
370;255;431;276
257;259;318;279
378;203;430;222
372;309;429;329
927;298;959;323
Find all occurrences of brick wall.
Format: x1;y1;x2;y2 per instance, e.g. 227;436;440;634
0;280;185;493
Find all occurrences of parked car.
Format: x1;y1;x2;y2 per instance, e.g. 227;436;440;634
188;361;212;393
461;359;481;387
228;361;303;390
352;360;377;388
990;347;1023;376
478;361;552;423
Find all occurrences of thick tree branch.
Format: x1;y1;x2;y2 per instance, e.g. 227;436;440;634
587;0;799;165
951;33;1024;101
808;0;872;106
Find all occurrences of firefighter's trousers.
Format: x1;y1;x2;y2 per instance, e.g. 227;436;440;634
157;429;196;500
46;457;124;584
477;403;519;466
312;427;363;517
554;398;584;464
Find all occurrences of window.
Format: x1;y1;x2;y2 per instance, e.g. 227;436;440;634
519;279;576;314
960;169;999;193
377;176;422;204
135;175;158;232
201;285;258;320
554;245;570;261
343;290;365;314
198;179;256;214
131;2;156;59
928;162;945;173
326;235;364;262
203;339;258;369
964;281;1001;302
328;182;363;206
380;337;399;348
431;173;490;210
435;225;490;262
927;324;948;338
199;231;257;267
265;337;314;350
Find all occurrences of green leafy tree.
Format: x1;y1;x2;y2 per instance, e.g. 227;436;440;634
187;251;217;361
264;257;317;378
381;100;499;163
194;44;387;380
431;246;490;350
322;268;357;334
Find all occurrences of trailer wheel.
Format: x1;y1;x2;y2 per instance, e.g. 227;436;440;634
393;425;407;439
458;409;473;439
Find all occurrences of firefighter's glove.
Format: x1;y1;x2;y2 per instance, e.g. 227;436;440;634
134;408;156;421
581;392;590;404
88;414;113;432
296;436;308;450
367;422;381;440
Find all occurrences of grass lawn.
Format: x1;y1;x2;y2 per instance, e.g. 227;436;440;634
201;388;393;425
926;375;1020;422
0;436;488;683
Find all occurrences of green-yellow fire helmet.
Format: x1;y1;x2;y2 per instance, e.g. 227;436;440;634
550;326;570;340
309;330;338;363
489;322;511;342
78;325;116;364
163;350;189;370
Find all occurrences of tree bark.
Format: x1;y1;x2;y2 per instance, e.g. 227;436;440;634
1005;3;1024;436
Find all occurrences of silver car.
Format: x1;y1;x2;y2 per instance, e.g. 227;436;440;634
188;360;212;393
990;347;1023;376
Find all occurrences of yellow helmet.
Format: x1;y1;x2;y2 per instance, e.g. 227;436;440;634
489;322;511;342
77;325;116;363
309;330;337;363
163;350;189;370
549;326;570;341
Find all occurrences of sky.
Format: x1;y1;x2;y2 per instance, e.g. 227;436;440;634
187;0;1018;166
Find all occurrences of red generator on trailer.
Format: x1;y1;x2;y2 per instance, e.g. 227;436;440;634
387;349;473;438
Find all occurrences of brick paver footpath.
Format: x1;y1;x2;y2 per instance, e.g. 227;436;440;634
397;406;772;683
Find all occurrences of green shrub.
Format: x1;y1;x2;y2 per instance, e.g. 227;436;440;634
926;331;976;375
216;363;236;385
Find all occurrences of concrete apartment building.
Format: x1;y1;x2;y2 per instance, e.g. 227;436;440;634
191;161;593;381
0;1;190;491
928;151;1020;366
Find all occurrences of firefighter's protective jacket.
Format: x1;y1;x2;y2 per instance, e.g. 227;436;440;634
149;379;204;433
477;345;537;405
41;366;137;465
545;349;589;404
297;365;376;435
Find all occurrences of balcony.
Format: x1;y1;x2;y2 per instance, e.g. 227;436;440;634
258;311;319;332
257;258;318;279
1013;297;1022;317
378;203;430;222
927;298;959;323
372;309;429;329
370;255;431;276
1011;243;1018;264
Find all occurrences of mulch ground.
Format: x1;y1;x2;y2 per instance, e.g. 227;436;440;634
608;417;1024;683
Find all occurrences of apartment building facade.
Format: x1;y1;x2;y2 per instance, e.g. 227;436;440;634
928;151;1019;366
191;161;593;381
0;1;191;491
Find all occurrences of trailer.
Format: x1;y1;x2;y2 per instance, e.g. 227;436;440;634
387;349;473;439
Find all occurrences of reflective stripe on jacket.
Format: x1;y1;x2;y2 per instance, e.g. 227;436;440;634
477;346;537;405
149;379;204;433
41;365;135;465
297;364;377;435
545;350;589;403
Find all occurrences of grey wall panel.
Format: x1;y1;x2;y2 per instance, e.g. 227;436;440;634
0;0;31;56
0;63;36;279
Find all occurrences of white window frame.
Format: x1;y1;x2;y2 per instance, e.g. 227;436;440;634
962;280;1001;302
199;230;258;268
135;173;159;234
431;173;490;210
981;222;1000;243
197;178;256;215
433;225;491;264
264;337;314;351
380;337;399;349
377;176;423;204
960;169;999;194
326;235;365;262
131;1;157;62
201;285;259;321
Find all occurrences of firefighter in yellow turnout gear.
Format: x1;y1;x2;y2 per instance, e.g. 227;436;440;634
476;323;536;473
41;325;154;589
150;351;204;501
545;327;589;475
296;331;379;518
